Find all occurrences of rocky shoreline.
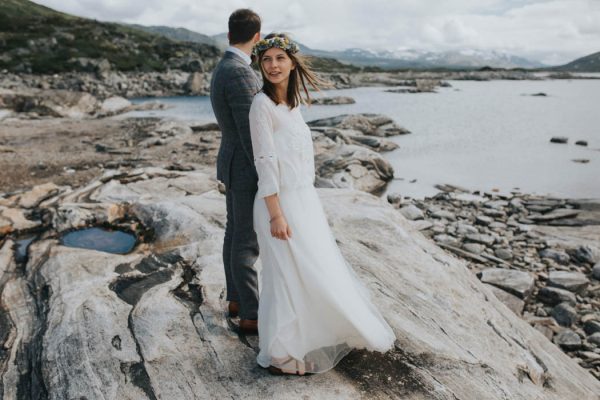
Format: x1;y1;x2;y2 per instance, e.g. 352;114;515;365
1;110;600;397
388;188;600;379
0;68;556;100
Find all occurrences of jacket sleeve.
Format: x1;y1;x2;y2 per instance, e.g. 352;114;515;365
249;97;280;198
225;67;259;167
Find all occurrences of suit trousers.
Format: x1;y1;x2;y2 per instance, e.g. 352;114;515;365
223;187;259;320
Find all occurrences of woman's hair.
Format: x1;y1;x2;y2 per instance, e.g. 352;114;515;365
256;33;329;109
228;9;261;44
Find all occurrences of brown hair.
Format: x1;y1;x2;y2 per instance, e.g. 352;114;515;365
228;9;261;45
256;33;331;109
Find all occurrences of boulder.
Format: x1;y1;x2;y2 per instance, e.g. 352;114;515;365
399;204;424;221
310;96;356;105
308;114;410;137
99;96;132;115
185;72;206;95
550;137;568;144
314;144;394;194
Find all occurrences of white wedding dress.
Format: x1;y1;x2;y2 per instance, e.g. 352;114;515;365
249;91;396;374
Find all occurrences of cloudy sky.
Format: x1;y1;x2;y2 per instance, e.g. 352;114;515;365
34;0;600;65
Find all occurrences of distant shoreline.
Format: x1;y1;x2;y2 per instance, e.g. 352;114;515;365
1;69;599;101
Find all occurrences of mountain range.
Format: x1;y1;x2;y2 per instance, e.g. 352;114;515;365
0;0;220;73
1;0;598;73
554;51;600;73
131;25;546;70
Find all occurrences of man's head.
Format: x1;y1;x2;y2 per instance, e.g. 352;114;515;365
228;9;261;45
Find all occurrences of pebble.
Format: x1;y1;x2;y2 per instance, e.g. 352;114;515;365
462;242;485;255
465;233;495;246
399;204;424;220
587;332;600;346
494;248;513;260
584;320;600;335
430;209;456;220
539;249;570;265
567;245;597;265
551;302;578;327
537;286;577;306
554;328;582;350
433;234;460;246
475;215;494;225
593;263;600;280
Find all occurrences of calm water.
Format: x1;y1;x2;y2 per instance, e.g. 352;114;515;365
60;227;137;254
123;79;600;199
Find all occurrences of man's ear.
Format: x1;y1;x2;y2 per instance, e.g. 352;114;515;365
253;31;260;43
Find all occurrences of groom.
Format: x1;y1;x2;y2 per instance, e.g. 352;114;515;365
210;9;262;334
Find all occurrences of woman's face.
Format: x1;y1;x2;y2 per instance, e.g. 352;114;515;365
260;47;295;86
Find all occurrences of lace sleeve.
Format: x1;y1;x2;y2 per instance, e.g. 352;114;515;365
249;96;280;199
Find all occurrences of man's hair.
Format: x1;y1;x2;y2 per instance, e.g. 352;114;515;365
228;9;261;45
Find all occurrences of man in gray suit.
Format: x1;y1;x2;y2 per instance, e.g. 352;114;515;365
210;9;262;334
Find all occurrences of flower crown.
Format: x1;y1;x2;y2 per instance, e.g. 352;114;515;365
252;36;300;57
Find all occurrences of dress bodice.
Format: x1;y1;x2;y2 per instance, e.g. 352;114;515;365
249;92;315;198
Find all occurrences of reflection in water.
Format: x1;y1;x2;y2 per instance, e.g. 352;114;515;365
60;227;136;254
15;235;36;264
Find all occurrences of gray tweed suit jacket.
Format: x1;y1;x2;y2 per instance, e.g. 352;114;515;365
210;51;262;190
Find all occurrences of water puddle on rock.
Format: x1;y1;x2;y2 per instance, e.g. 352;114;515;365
60;227;136;254
14;235;36;264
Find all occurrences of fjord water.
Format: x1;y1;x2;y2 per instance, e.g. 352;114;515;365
126;79;600;199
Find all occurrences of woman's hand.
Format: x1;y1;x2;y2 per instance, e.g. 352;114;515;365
270;215;292;240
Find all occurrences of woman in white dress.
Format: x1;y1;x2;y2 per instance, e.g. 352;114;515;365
249;33;396;376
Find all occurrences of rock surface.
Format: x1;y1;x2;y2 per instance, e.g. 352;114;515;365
0;88;166;118
310;96;356;105
2;169;600;398
308;115;401;194
385;189;600;380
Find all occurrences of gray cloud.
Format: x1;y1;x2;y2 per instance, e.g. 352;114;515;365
33;0;600;64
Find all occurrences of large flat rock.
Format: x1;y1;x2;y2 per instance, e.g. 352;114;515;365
1;168;599;399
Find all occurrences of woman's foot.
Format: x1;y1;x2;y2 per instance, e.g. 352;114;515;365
264;358;314;376
266;365;313;376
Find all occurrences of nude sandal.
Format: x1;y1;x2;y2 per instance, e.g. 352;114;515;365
265;357;314;376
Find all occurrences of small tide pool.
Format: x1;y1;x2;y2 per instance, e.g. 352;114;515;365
60;227;137;254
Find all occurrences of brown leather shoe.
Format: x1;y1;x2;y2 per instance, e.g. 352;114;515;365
228;301;239;318
239;319;258;334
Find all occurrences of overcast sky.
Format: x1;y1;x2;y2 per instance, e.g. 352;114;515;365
34;0;600;65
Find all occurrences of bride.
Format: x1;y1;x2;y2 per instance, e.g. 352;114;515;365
249;33;396;376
